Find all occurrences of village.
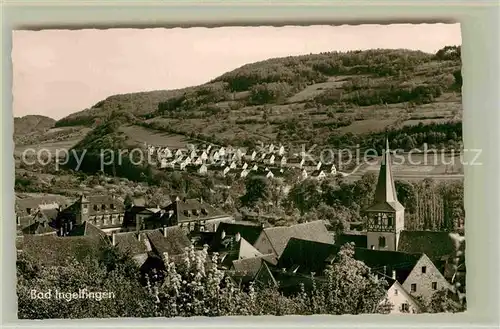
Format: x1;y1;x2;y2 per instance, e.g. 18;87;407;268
15;139;466;314
146;141;338;180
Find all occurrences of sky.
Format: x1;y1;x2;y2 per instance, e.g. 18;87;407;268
12;23;461;120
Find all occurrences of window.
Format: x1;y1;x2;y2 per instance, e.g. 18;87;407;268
370;245;375;250
387;216;393;226
94;205;98;211
26;208;32;215
432;282;437;290
421;266;427;274
110;204;115;210
378;236;386;248
411;284;417;292
102;204;106;211
401;303;409;312
394;289;398;296
83;204;88;209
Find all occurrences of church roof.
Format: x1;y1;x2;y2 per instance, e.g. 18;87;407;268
367;139;404;212
335;232;368;249
398;230;460;261
278;237;423;284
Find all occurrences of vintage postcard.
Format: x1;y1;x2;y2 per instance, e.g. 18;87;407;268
12;24;465;319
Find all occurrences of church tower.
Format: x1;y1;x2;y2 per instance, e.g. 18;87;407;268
364;139;405;251
76;193;90;225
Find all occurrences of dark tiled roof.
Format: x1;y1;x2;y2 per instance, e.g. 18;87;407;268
347;247;422;283
310;170;324;177
335;233;368;249
261;220;333;257
62;194;125;216
145;227;191;256
21;235;104;266
165;199;231;223
254;261;279;288
279;238;422;283
211;222;263;250
21;221;57;235
86;194;125;216
113;232;147;256
232;253;278;281
398;230;458;261
278;238;338;275
69;221;108;242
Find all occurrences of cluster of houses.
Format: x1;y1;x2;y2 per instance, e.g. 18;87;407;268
15;140;465;314
145;142;338;180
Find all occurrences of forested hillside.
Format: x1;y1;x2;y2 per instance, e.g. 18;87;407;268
52;46;462;152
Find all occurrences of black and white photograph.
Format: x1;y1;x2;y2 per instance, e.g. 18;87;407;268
12;23;466;319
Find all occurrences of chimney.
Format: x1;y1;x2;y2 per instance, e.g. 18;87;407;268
163;226;167;238
221;230;226;240
392;270;396;280
112;232;116;246
136;217;141;234
383;266;387;275
235;232;241;242
138;233;141;242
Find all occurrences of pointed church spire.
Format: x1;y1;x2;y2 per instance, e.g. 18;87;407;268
372;138;401;207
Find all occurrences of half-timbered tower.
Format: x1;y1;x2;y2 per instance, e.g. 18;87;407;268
364;139;405;251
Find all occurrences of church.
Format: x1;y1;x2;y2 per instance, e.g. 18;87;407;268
336;139;465;280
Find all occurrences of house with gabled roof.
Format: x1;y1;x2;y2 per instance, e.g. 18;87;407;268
67;221;108;242
197;164;208;175
253;220;333;258
310;170;326;180
230;253;278;284
22;220;58;236
264;154;275;165
211;221;264;252
144;227;192;263
218;235;264;269
56;193;125;236
277;155;287;167
277;145;285;156
160;198;234;233
279;237;452;304
380;277;423;314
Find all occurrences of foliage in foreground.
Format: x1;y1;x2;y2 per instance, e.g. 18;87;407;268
17;240;465;319
18;244;387;319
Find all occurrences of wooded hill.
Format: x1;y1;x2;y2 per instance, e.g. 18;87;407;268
46;46;463;153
